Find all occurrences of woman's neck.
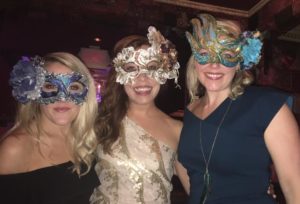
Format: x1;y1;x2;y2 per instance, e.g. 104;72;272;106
203;90;230;107
127;103;160;118
39;118;71;139
30;121;72;165
193;91;230;120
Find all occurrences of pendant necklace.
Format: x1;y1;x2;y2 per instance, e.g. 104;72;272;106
199;99;232;204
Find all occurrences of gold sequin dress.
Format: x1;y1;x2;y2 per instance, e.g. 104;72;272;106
90;116;176;204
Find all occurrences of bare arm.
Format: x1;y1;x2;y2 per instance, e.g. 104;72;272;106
265;104;300;204
174;159;190;195
168;117;190;194
0;131;32;174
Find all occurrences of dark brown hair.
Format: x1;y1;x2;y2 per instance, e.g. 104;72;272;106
95;35;149;154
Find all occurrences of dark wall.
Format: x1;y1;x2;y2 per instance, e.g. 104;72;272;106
0;9;188;124
0;55;15;125
0;11;125;124
1;1;299;125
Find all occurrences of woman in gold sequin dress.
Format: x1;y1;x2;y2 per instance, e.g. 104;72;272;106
90;27;183;204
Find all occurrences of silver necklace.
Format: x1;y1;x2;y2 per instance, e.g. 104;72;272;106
199;99;232;204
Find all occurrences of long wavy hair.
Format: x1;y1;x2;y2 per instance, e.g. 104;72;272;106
96;35;149;154
186;19;254;102
12;52;98;175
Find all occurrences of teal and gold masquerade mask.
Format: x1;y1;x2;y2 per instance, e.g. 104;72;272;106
186;14;263;70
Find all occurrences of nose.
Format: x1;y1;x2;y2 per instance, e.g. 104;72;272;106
209;54;221;68
56;90;70;101
136;72;149;81
210;62;221;68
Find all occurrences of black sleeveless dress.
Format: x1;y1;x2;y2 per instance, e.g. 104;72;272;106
0;161;99;204
178;86;291;204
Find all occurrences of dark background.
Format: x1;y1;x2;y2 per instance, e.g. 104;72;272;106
0;0;299;126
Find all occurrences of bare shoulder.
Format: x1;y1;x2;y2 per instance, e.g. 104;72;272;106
0;130;32;174
160;112;183;136
167;116;183;131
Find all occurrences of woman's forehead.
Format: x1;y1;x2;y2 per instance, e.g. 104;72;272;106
45;62;72;74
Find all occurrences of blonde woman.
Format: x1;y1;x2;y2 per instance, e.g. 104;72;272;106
176;14;300;204
0;52;99;204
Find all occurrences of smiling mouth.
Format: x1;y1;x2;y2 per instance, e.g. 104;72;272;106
134;86;152;94
54;107;71;112
205;73;224;80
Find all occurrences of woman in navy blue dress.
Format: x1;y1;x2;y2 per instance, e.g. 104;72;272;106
176;14;300;204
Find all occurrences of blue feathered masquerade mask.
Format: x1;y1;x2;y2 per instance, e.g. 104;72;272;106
186;14;263;70
9;56;89;105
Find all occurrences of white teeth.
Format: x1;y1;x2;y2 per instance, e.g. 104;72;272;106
206;73;223;79
134;87;152;92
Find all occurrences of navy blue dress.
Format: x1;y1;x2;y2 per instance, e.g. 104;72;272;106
178;86;291;204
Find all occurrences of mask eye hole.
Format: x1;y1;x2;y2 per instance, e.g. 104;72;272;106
221;51;237;60
68;82;85;94
123;63;138;72
199;49;209;57
42;82;58;93
146;61;159;70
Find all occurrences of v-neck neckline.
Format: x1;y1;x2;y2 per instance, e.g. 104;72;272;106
186;97;231;122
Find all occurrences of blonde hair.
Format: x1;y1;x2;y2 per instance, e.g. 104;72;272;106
186;19;254;102
14;52;98;175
